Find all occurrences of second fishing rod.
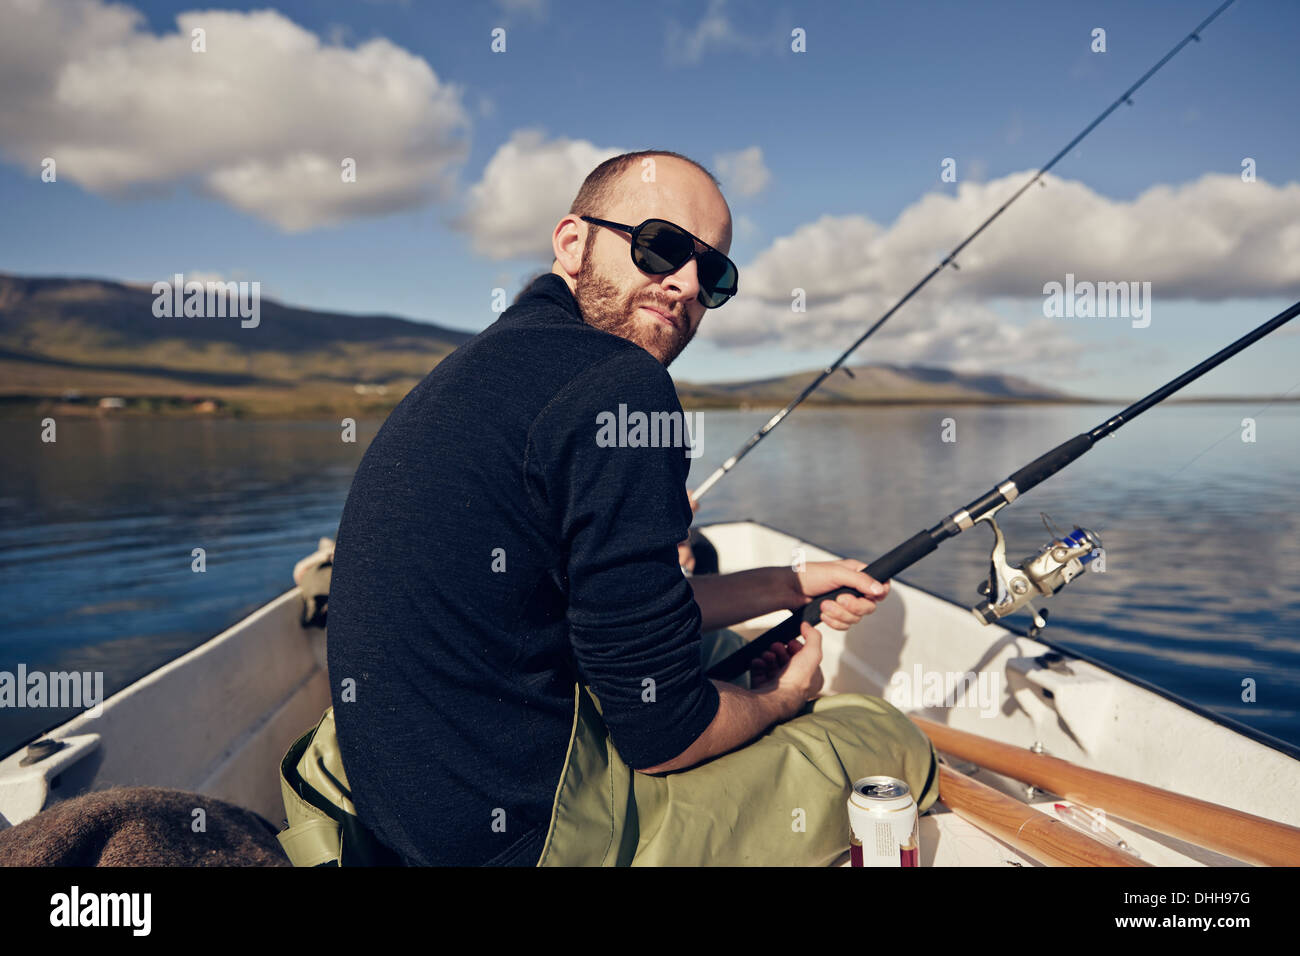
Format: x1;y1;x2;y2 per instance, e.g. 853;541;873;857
689;0;1238;504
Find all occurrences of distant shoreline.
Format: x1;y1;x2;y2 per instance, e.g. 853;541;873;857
2;393;1295;420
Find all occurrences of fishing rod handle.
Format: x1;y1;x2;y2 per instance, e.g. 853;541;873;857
1008;434;1094;494
704;529;940;681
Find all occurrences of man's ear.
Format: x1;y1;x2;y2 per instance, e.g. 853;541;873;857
552;216;586;278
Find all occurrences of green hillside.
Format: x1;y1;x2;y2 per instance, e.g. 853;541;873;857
0;271;1078;416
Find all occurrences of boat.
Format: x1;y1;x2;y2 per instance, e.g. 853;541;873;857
3;519;1298;866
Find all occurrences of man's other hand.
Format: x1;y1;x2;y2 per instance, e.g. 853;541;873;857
750;621;824;701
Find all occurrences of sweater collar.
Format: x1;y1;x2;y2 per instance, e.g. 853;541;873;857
524;273;583;323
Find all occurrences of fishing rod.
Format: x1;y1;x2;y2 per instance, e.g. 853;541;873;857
690;0;1239;502
706;298;1300;682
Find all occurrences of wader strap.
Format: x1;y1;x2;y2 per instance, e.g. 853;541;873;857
277;708;402;867
536;683;638;866
277;815;343;869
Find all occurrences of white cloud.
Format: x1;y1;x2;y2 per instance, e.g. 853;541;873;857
493;0;547;19
734;215;760;242
664;0;775;66
180;270;229;286
454;129;622;260
0;0;471;231
703;172;1300;367
704;286;1085;374
714;146;770;198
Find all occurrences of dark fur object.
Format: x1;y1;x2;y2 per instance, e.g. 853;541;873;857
0;786;290;867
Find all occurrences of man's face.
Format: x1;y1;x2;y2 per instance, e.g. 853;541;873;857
570;160;731;368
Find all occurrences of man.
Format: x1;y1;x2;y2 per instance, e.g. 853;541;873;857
324;150;938;866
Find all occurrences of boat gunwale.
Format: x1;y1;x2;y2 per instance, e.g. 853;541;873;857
712;516;1300;764
8;516;1298;769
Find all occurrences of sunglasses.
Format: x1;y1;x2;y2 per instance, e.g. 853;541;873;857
580;216;738;308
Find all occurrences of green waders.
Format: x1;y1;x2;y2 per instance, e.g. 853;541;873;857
537;627;939;866
278;628;938;866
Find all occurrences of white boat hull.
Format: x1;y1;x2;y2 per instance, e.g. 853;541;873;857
0;590;330;833
705;521;1300;866
3;520;1296;866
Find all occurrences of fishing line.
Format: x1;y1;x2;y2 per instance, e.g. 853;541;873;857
1166;378;1300;477
691;0;1240;502
1011;377;1300;614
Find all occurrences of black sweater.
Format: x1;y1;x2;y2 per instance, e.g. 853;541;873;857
327;273;719;865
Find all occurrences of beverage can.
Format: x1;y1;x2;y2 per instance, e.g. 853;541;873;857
848;775;919;867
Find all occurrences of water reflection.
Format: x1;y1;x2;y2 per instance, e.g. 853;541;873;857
1;404;1296;756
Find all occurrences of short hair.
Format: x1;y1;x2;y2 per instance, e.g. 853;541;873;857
568;150;722;219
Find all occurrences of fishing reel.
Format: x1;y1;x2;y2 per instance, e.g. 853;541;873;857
971;509;1102;637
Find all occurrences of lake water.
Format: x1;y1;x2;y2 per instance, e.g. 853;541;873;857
2;405;1298;758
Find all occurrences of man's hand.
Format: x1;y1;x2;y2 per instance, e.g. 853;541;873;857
640;621;823;773
750;558;887;687
790;558;890;630
750;621;824;700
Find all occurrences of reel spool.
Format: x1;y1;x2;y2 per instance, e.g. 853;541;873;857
971;509;1102;637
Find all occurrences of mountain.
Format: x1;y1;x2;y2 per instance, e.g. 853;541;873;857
675;363;1073;406
0;271;1074;414
0;272;475;413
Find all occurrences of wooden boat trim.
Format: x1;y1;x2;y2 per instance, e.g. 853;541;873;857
914;714;1300;867
936;763;1150;867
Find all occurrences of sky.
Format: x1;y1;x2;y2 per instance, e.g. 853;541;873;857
1;0;1298;398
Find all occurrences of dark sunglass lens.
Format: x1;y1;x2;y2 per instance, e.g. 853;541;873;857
697;253;737;307
697;252;734;291
634;221;694;273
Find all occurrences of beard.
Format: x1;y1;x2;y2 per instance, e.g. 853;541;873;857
573;241;695;367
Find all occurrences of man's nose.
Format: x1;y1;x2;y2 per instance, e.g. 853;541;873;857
661;255;701;307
